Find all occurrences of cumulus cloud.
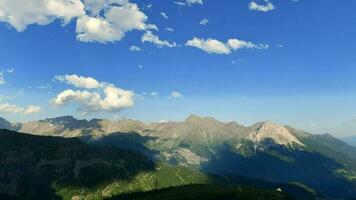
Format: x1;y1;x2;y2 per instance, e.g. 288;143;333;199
75;15;122;43
200;18;209;25
55;74;101;89
186;37;269;54
52;74;134;113
249;1;275;12
169;91;183;98
82;0;128;16
186;38;230;54
24;105;42;114
0;103;41;114
0;0;158;44
0;0;85;32
141;31;177;48
76;2;157;43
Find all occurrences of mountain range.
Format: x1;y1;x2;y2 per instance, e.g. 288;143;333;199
343;136;356;147
0;129;315;200
1;115;355;199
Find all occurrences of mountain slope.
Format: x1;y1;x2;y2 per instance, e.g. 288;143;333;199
0;129;155;199
106;184;293;200
2;115;356;198
0;129;315;200
17;116;146;138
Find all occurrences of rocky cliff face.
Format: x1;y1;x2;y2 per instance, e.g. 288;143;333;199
247;121;305;148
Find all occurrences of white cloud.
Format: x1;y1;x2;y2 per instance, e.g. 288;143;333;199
76;15;123;43
0;103;41;114
160;12;168;19
186;0;203;5
137;91;158;99
6;68;14;73
76;2;157;43
37;83;52;90
0;95;14;101
249;1;275;12
129;45;141;51
0;72;5;85
24;105;42;114
149;92;159;97
174;0;203;6
186;37;230;54
141;31;177;48
82;0;128;16
0;103;23;114
186;37;269;54
169;91;183;98
55;74;101;89
165;27;174;32
227;38;269;50
0;0;158;44
0;68;16;85
0;0;85;32
52;74;134;113
174;1;186;6
200;18;209;25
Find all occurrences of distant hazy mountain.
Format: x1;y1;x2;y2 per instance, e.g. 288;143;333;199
16;115;146;138
1;115;356;198
343;136;356;147
0;129;314;200
0;117;14;130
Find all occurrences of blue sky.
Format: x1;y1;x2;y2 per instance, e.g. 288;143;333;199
0;0;356;137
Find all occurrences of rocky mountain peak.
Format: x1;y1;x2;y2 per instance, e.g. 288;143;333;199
248;121;305;147
185;114;220;125
42;116;81;124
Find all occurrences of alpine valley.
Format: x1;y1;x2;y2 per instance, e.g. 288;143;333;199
1;115;355;199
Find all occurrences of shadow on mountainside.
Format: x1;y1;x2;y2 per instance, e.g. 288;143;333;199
0;129;156;200
85;132;160;160
201;143;355;198
104;184;294;200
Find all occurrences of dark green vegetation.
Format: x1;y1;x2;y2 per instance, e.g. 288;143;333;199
0;129;154;199
106;184;293;200
0;129;315;200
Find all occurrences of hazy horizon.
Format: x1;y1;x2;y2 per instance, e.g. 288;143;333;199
1;0;356;137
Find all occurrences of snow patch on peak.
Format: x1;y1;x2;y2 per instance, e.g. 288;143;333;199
248;121;305;148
